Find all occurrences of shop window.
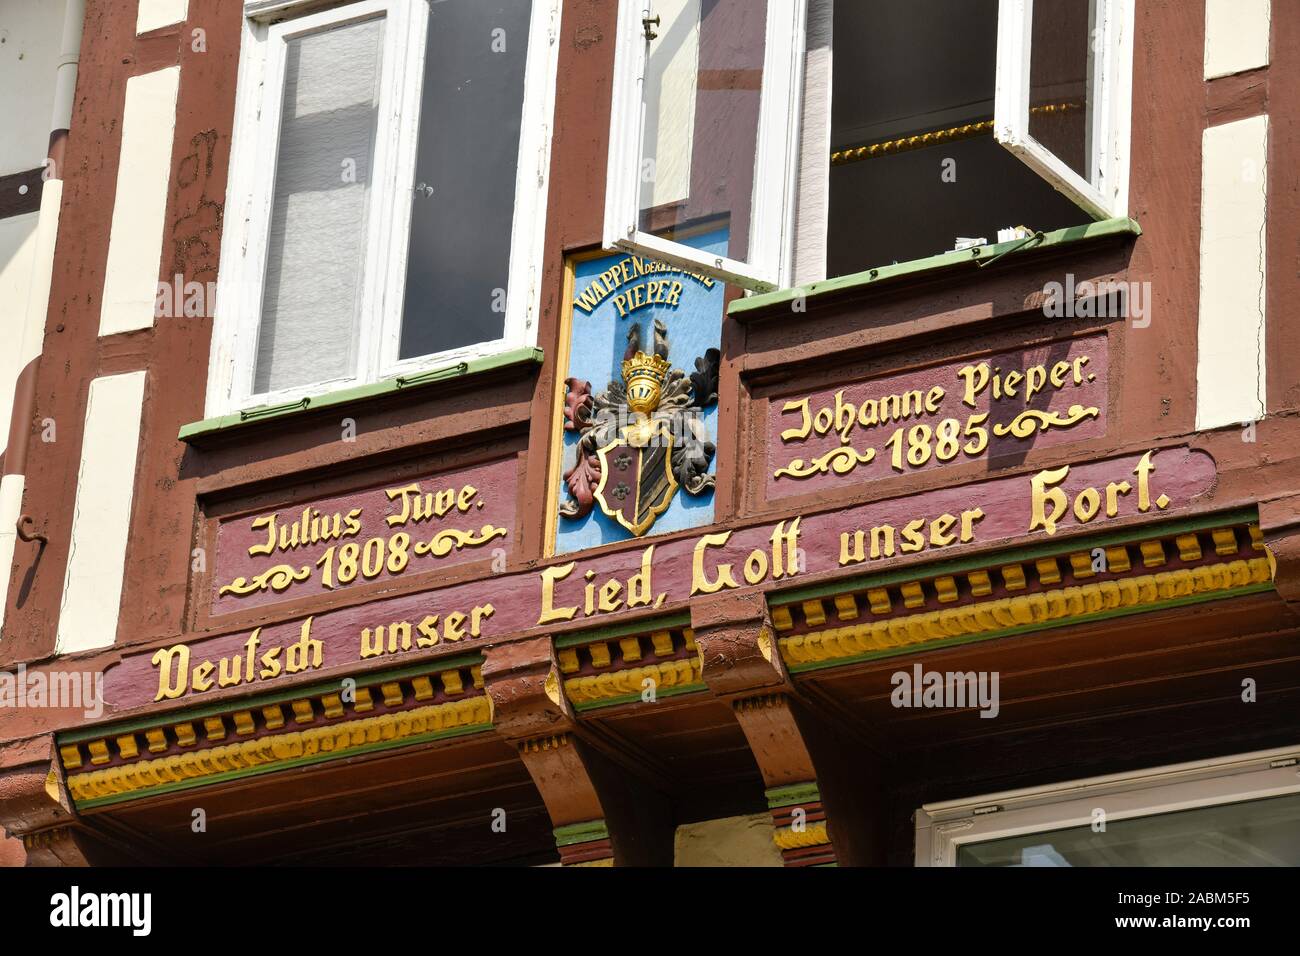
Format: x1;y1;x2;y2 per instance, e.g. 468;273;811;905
916;748;1300;867
603;0;1133;291
208;0;559;414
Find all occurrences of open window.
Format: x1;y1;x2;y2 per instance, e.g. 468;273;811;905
208;0;559;415
823;0;1133;278
995;0;1134;221
605;0;1134;290
603;0;807;291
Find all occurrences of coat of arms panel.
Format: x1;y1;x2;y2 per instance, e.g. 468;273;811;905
552;228;728;554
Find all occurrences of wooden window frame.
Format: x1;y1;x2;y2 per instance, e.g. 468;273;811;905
206;0;562;416
602;0;808;293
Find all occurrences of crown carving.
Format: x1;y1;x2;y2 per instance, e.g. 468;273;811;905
622;351;672;414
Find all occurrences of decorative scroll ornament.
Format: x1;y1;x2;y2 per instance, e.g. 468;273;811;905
560;318;718;537
774;445;877;481
413;525;508;558
992;404;1100;439
218;564;311;597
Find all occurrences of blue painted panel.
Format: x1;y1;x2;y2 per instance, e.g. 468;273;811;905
554;229;728;554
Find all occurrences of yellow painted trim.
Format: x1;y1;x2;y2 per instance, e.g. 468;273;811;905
773;822;831;850
543;254;582;558
564;656;703;705
66;696;490;803
780;558;1271;668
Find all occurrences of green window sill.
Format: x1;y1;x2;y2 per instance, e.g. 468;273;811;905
729;217;1142;319
178;347;544;443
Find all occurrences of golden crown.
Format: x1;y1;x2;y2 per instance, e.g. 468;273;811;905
622;351;673;414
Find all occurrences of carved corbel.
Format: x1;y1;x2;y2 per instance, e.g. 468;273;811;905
0;735;89;866
690;589;789;698
690;592;886;865
482;637;672;865
1260;497;1300;611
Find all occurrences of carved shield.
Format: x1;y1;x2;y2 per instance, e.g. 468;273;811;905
593;419;679;537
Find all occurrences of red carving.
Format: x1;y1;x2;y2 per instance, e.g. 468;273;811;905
561;451;602;520
563;378;593;432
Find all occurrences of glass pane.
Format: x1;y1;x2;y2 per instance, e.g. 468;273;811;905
638;0;767;263
255;17;385;394
958;793;1300;866
826;0;1083;274
399;0;533;360
1028;0;1095;182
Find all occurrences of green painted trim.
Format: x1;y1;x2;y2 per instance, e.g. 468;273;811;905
178;347;544;442
553;819;609;846
770;507;1259;609
729;217;1142;318
571;682;707;712
766;781;821;809
72;721;491;811
553;612;691;648
60;652;485;745
785;582;1274;674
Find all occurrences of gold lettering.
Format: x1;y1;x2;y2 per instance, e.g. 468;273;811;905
692;531;739;595
470;604;494;637
780;398;812;442
841;531;866;566
929;513;957;547
900;518;927;554
249;515;277;557
1030;465;1071;535
285;617;321;673
1074;487;1101;522
1134;451;1155;511
539;562;579;624
259;646;282;680
152;644;190;701
1106;480;1131;517
191;661;214;693
959;363;989;408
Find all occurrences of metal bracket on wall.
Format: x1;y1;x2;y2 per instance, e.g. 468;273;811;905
16;515;47;545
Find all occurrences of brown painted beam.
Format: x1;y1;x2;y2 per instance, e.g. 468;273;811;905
691;590;887;865
481;637;673;866
1260;495;1300;611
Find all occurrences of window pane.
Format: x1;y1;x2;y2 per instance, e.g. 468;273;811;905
637;0;767;264
1028;0;1094;182
255;17;385;394
957;793;1300;866
826;0;1084;275
399;0;533;360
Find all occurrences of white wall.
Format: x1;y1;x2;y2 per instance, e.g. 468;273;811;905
0;213;40;460
1197;115;1269;431
0;0;69;176
1205;0;1271;80
55;371;148;654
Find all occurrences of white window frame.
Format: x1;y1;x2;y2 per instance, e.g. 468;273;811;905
207;0;561;417
994;0;1135;220
915;745;1300;866
602;0;807;293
